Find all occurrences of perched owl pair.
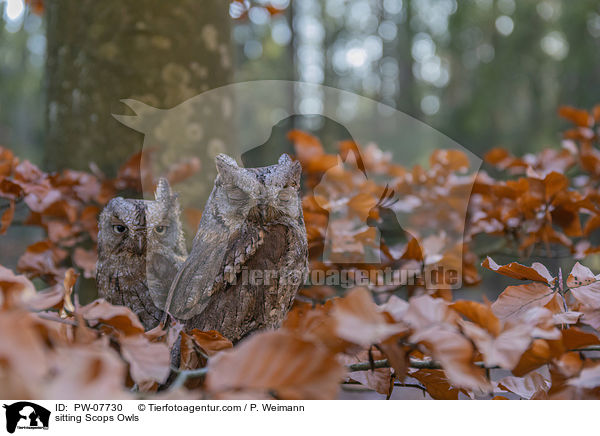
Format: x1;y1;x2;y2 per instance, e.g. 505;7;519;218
96;154;308;341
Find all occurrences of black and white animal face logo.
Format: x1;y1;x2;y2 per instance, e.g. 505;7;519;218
3;402;50;433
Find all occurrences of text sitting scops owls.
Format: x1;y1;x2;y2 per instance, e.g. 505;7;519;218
165;153;308;342
96;178;187;330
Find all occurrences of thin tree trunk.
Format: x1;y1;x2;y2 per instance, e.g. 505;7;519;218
44;0;232;176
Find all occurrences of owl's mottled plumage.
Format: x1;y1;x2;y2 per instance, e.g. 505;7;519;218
165;153;308;342
96;178;187;330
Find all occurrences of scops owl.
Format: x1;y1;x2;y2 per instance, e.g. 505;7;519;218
165;153;308;342
96;178;187;330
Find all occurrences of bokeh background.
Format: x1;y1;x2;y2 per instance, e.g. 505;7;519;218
3;0;600;165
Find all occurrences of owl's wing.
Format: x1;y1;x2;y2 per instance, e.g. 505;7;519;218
164;222;264;320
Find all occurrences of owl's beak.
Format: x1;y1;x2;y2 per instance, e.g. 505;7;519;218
248;203;270;223
134;235;145;255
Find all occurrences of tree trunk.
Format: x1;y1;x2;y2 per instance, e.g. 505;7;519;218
44;0;232;176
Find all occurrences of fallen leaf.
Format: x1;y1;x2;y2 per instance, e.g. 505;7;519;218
206;330;345;400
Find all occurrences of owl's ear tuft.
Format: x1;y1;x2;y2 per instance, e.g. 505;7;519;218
155;178;173;203
289;160;302;185
215;154;239;178
278;153;292;165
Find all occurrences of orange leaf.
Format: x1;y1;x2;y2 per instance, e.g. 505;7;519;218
0;199;15;234
482;257;554;285
559;105;592;127
451;300;500;335
411;369;462;400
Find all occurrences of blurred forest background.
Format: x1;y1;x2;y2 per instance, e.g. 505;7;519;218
2;0;600;164
1;0;600;294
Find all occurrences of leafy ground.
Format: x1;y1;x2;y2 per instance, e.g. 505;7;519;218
1;105;600;399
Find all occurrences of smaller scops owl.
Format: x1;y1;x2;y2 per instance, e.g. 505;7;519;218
96;178;187;330
165;153;308;342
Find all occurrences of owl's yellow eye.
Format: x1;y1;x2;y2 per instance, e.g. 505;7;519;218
154;225;168;235
113;224;127;234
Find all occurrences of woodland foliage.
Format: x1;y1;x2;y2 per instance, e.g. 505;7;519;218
2;104;600;399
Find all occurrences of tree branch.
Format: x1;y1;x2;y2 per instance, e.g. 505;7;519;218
347;358;494;372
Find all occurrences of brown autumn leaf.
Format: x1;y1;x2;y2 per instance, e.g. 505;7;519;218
451;300;500;335
567;262;600;309
561;327;600;350
0;264;36;309
347;193;377;220
402;294;460;332
512;338;564;377
459;319;532;370
403;300;486;390
410;369;462;400
331;287;406;347
206;330;345;400
401;237;424;262
567;262;597;287
378;295;409;322
0;178;25;199
24;285;64;312
119;334;171;385
0;310;48;389
17;240;67;283
341;351;392;395
482;257;554;285
558;105;592;127
180;331;207;371
567;364;600;389
491;283;556;321
282;301;352;354
0;146;16;177
379;336;408;382
0;199;15;234
498;372;550;399
79;299;145;336
404;297;492;394
60;268;77;316
287;130;325;166
581;307;600;330
44;339;131;399
185;329;233;357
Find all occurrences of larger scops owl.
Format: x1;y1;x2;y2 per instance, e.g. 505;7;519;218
96;178;187;330
166;153;308;342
